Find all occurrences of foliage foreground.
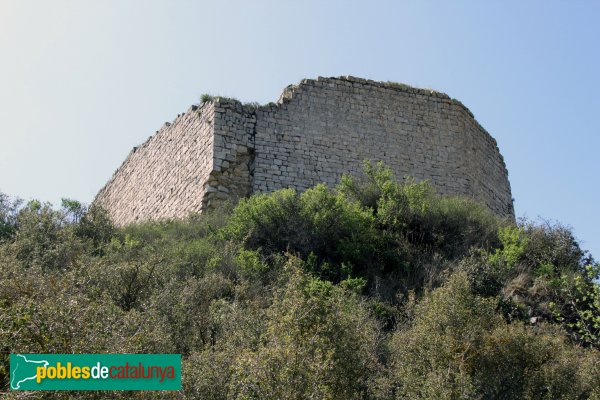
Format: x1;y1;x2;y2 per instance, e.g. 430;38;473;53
1;163;599;399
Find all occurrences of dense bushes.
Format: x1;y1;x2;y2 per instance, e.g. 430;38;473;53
376;272;600;399
1;163;599;398
223;185;378;283
228;260;381;400
224;162;505;298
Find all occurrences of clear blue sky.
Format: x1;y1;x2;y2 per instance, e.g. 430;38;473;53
1;1;598;258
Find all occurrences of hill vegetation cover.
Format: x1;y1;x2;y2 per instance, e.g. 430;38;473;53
1;162;599;399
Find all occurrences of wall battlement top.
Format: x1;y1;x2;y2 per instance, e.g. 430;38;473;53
207;76;498;150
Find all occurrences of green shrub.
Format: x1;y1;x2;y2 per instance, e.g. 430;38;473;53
549;264;600;348
463;221;600;346
379;271;600;399
521;220;590;274
148;274;234;354
0;261;125;390
0;192;21;240
228;259;382;400
338;161;503;295
74;204;114;255
10;200;85;270
476;323;600;399
182;291;268;399
223;185;377;282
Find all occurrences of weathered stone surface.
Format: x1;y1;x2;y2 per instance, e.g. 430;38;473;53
94;76;514;226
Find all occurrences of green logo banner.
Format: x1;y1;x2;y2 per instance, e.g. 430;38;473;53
10;354;181;391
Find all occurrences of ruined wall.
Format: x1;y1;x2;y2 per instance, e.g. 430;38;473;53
96;76;514;225
95;103;215;225
212;76;513;217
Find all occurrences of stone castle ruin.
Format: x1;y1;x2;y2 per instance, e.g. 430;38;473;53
95;76;514;226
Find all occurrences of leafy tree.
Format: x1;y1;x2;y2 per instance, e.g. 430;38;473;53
61;198;85;224
0;192;21;240
10;200;83;270
74;204;114;255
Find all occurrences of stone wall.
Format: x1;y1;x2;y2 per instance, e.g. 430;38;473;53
202;101;256;209
95;103;215;225
95;76;514;225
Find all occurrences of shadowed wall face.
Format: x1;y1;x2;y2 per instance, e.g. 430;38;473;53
96;76;514;225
